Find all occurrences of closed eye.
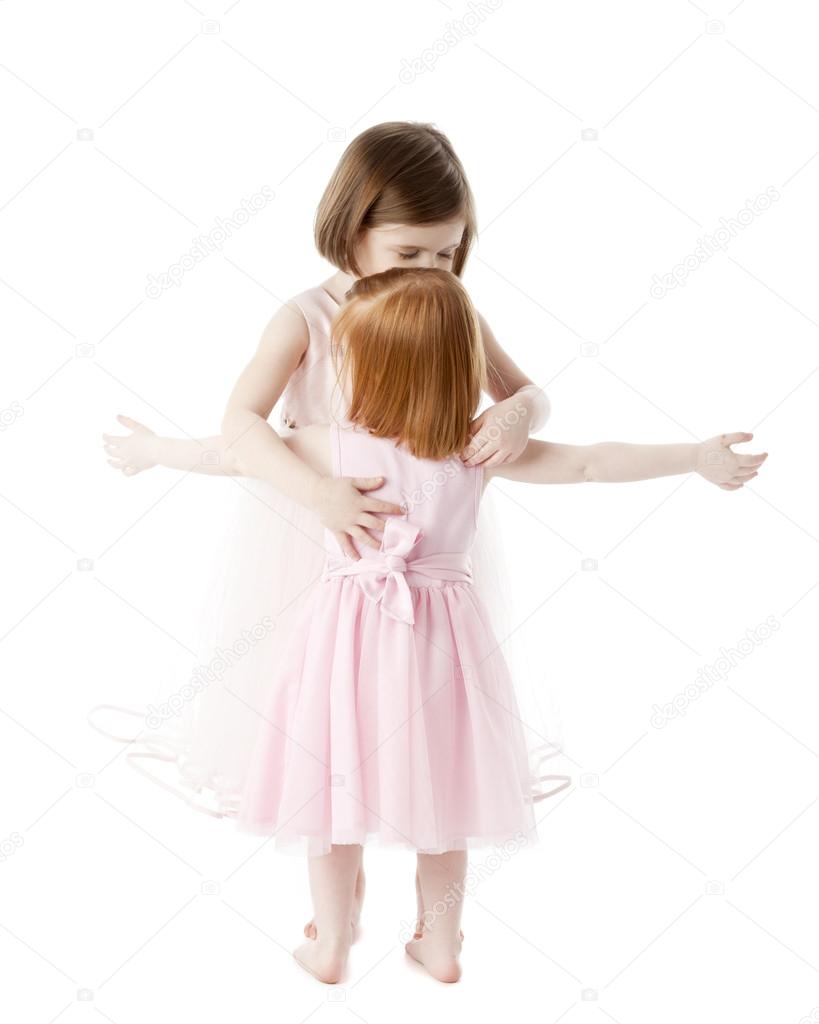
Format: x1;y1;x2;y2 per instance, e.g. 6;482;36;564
396;250;457;261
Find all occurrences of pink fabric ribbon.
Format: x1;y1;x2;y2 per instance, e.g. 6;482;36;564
321;518;473;625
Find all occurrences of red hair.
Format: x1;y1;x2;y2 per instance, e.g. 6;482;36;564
331;267;486;460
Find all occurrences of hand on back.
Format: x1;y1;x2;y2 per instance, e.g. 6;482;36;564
313;476;404;560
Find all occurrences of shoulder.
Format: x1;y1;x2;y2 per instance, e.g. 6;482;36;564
281;284;341;334
273;280;337;317
287;283;322;309
474;308;498;347
254;287;329;357
279;288;320;325
261;293;310;333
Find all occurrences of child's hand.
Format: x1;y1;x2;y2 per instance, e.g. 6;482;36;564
102;414;158;476
312;476;404;560
460;397;530;467
696;432;768;489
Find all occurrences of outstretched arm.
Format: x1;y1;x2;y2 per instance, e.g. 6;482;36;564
103;416;244;476
460;311;550;468
488;432;768;489
103;301;316;482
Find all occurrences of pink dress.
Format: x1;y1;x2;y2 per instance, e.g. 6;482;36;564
237;421;541;856
88;285;569;823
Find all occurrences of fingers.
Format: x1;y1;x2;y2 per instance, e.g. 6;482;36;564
357;512;387;532
460;437;489;465
350;525;381;550
714;441;767;490
334;531;360;560
350;476;386;492
347;477;403;514
736;452;769;468
462;440;496;466
479;449;513;469
721;431;754;447
117;414;145;430
719;473;760;489
363;498;404;515
107;458;140;475
720;468;758;487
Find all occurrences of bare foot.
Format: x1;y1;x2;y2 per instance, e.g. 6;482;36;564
304;864;365;942
404;931;463;983
293;935;350;984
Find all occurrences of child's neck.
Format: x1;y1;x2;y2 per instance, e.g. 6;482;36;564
322;270;356;304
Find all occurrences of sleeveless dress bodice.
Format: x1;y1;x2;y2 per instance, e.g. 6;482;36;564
280;286;348;429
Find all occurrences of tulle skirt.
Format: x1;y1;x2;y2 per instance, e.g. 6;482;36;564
238;572;541;857
87;474;571;829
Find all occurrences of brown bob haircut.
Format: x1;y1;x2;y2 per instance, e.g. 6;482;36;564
331;267;487;461
314;122;477;277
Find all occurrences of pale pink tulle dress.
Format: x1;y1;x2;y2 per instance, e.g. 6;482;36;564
87;285;570;823
237;420;541;856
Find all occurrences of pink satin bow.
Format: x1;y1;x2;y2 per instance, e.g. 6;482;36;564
321;518;472;625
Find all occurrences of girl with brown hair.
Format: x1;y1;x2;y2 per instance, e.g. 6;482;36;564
92;122;560;831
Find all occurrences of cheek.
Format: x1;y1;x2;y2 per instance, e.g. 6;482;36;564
352;235;380;276
372;256;407;273
357;246;398;275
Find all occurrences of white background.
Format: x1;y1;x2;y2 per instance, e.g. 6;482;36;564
1;0;817;1020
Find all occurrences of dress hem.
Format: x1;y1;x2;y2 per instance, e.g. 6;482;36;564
234;818;542;858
